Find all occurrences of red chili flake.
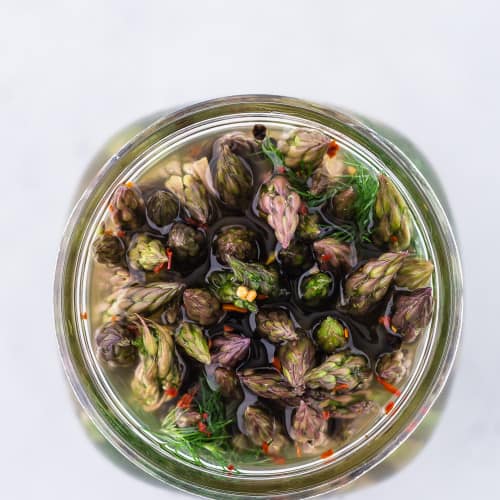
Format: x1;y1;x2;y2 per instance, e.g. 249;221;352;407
271;456;286;465
326;140;339;158
378;316;391;329
376;376;401;396
223;325;235;332
320;448;334;459
277;166;285;174
390;235;398;243
227;464;235;471
116;230;125;238
198;421;211;435
166;247;173;270
256;294;269;301
80;312;88;320
261;442;270;454
176;393;194;409
299;203;309;215
165;387;178;398
335;383;349;392
108;204;114;212
222;304;249;313
320;253;332;263
385;401;395;414
153;262;166;274
321;410;330;420
272;357;282;371
296;446;302;458
202;412;209;420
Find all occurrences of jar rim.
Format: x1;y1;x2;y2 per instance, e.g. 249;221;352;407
54;94;463;498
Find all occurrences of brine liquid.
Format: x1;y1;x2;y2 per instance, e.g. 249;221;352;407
87;121;428;469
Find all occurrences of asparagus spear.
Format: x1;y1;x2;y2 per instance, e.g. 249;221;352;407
243;406;287;455
277;128;330;169
240;368;298;400
108;184;145;230
376;349;412;385
228;257;281;297
92;232;125;265
391;287;433;343
95;321;137;367
130;317;181;412
372;175;412;251
214;367;243;400
146;190;178;227
315;316;347;353
395;256;434;290
256;309;298;343
290;401;326;444
278;335;316;390
301;272;332;304
313;237;356;273
258;176;301;249
105;281;185;319
163;157;213;224
128;234;168;272
175;322;211;364
210;333;251;368
214;143;253;209
167;222;205;261
215;226;257;264
343;252;407;315
304;351;372;392
183;288;222;326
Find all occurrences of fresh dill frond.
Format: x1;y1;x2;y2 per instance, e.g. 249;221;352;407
156;378;233;469
326;227;355;243
343;153;379;241
260;137;379;241
155;377;278;472
261;136;338;205
261;137;284;169
197;377;227;427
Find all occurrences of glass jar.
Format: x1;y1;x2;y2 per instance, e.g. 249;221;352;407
54;95;463;498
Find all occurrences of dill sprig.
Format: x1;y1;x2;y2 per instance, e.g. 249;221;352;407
261;137;336;206
156;378;233;469
343;153;379;241
260;137;379;240
261;136;285;168
327;227;355;242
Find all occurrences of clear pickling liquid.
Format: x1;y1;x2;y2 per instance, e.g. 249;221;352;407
86;120;430;471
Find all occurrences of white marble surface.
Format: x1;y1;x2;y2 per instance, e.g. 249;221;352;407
1;1;499;498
